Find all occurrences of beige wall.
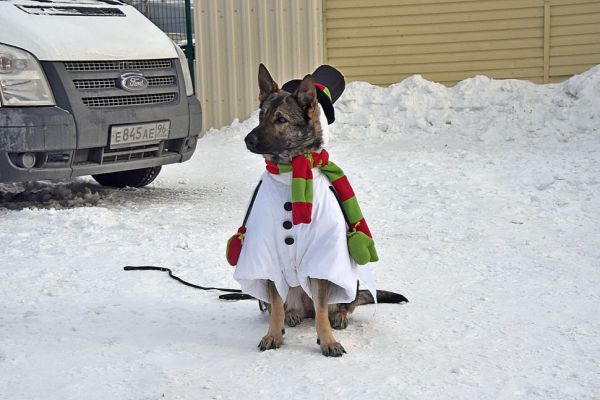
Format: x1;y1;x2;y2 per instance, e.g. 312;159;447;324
324;0;600;85
194;0;323;130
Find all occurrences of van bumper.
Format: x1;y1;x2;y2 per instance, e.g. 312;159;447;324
0;96;202;183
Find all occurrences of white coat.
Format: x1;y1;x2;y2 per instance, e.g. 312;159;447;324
233;167;377;304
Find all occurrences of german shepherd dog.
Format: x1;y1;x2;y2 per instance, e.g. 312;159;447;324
244;64;404;357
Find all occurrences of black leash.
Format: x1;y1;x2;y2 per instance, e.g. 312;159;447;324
123;266;405;311
123;266;258;302
124;182;271;309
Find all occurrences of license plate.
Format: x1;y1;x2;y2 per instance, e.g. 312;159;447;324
110;121;170;148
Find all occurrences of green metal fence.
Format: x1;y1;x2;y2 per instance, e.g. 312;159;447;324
126;0;195;87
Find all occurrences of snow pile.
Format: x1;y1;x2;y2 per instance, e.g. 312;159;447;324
1;67;599;400
333;65;600;143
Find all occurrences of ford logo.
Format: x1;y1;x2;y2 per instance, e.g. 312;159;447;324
120;72;148;92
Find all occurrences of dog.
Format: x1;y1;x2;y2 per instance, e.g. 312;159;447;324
237;64;403;357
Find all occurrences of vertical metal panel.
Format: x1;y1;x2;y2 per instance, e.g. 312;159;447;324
194;0;323;131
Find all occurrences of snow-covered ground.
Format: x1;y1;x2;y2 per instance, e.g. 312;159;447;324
1;67;600;400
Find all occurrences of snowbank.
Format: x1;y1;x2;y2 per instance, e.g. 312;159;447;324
333;65;600;144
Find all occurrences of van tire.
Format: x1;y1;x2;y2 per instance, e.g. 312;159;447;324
92;166;162;188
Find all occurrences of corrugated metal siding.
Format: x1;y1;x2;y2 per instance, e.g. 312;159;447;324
324;0;600;86
549;0;600;81
194;0;323;130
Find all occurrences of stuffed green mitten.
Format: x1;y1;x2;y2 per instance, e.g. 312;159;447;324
347;230;379;265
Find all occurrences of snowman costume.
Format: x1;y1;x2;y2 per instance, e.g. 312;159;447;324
232;108;377;305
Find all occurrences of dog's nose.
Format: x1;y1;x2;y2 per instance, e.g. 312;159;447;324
245;133;258;148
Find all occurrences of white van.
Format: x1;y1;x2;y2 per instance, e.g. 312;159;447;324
0;0;202;187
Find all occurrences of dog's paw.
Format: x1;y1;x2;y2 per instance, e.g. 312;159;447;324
258;334;282;351
320;341;346;357
329;311;349;330
285;310;303;327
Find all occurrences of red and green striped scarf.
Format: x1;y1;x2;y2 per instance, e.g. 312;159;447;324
265;149;378;264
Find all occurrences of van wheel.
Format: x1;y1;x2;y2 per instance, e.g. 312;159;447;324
92;166;162;188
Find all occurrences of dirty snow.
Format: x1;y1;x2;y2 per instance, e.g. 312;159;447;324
1;66;600;400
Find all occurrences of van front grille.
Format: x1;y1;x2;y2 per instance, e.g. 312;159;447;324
73;76;176;90
64;58;179;108
64;60;172;72
82;93;176;108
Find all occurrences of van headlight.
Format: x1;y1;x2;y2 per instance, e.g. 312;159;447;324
173;42;194;97
0;44;55;107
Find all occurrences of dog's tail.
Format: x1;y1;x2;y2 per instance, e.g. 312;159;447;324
356;289;409;306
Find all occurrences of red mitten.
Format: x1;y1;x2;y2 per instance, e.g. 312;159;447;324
226;226;246;266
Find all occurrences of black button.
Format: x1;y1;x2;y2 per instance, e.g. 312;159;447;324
283;220;293;230
284;202;292;211
284;237;295;245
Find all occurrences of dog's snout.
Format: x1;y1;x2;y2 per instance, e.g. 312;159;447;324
244;128;283;155
245;133;258;148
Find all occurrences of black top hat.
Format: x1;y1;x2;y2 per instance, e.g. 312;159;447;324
281;65;345;125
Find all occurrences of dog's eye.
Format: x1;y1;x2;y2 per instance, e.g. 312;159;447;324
276;117;287;124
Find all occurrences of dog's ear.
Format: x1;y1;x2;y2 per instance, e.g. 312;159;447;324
293;74;317;111
258;64;279;103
